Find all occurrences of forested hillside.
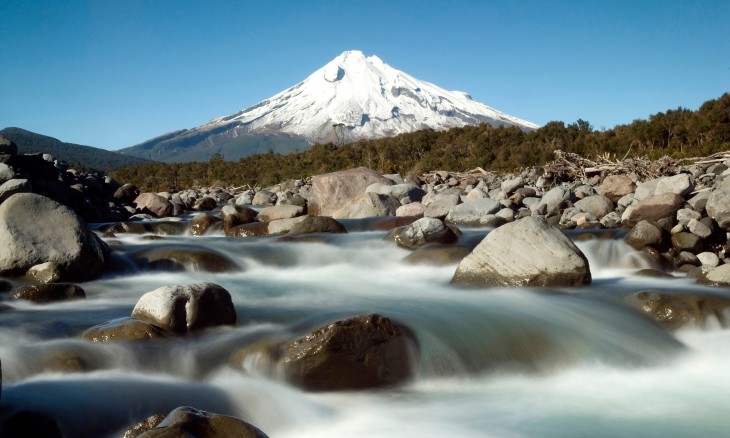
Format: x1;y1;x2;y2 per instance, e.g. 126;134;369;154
111;93;730;192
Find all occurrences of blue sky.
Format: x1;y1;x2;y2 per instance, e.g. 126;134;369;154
1;0;729;150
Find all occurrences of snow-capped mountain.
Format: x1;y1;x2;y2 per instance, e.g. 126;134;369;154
120;50;538;162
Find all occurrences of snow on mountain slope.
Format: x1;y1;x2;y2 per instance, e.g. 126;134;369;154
202;50;538;143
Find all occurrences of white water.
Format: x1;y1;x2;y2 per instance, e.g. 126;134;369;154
1;223;729;437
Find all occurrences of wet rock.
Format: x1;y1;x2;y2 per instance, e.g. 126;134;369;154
232;314;417;391
444;198;500;225
697;264;730;286
11;283;85;303
627;290;730;330
192;196;217;211
134;193;174;218
228;221;270;237
26;262;63;284
82;317;166;342
0;193;108;281
391;217;458;249
222;205;258;234
189;213;223;236
130;406;269;438
402;244;472;265
147;221;188;236
309;167;394;216
257;204;305;222
288;215;348;234
122;413;167;438
622;193;685;227
600;175;635;202
133;247;239;272
671;232;703;254
332;192;401;219
451;216;591;287
132;283;236;333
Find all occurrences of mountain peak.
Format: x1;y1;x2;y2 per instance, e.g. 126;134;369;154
122;51;538;162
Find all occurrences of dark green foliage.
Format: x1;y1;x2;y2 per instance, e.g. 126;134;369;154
111;94;730;192
0;127;152;172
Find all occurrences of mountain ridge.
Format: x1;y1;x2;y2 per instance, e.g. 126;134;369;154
119;50;538;162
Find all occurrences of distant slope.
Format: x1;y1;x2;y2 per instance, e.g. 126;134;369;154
0;127;153;171
120;130;309;163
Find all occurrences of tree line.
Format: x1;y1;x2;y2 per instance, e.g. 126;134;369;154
110;93;730;192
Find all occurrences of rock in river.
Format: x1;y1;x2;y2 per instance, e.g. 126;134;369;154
451;216;592;287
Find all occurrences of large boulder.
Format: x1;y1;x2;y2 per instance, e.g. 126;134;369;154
451;216;591;287
705;189;730;230
134;193;174;218
0;193;108;281
126;406;268;438
231;314;418;391
131;283;237;334
309;167;394;216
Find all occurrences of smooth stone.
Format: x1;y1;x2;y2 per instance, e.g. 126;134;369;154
396;202;426;218
308;167;394;216
622;193;685;227
392;217;458;249
11;283;86;303
131;406;269;438
134;193;174;218
332;192;401;219
600;175;636;202
627;290;730;330
444;198;501;225
81;317;166;342
133;247;239;272
257;204;305;222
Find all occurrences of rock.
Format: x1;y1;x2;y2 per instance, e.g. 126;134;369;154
444;198;501;225
368;216;418;231
451;216;591;287
366;182;425;202
600;175;636;202
655;174;694;197
574;195;614;219
133;247;239;272
134;193;174;218
396;202;426;218
705;189;730;230
626;290;730;330
500;177;525;195
257;204;305;222
252;190;277;206
228;222;270;237
232;314;417;391
81;317;166;342
309;167;394;216
114;183;140;204
192;196;217;211
698;264;730;286
0;134;18;163
288;216;348;234
11;283;86;303
332;192;401;219
221;205;258;234
687;218;712;239
0;193;108;281
0;162;15;184
402;244;472;265
131;406;269;438
465;188;487;201
26;262;63;284
189;213;223;236
132;283;236;334
537;186;573;215
392;217;458;249
0;178;32;203
622;193;685;227
634;178;660;200
671;232;703;254
625;220;667;250
424;192;461;219
122;413;167;438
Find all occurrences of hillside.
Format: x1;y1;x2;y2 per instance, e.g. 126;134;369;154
0;127;153;171
110;93;730;192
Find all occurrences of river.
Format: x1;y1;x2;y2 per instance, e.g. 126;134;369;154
1;218;729;437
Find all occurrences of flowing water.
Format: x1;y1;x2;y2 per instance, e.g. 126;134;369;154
1;218;729;437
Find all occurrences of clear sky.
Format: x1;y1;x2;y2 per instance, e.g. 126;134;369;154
1;0;729;151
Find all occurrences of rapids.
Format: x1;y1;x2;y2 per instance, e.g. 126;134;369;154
1;218;729;437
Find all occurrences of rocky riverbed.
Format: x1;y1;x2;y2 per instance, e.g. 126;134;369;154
1;134;730;437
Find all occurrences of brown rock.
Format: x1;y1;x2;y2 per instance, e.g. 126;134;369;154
623;193;685;227
308;167;394;216
82;317;166;342
134;193;174;218
189;213;223;236
11;283;85;303
627;290;730;329
132;406;268;438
